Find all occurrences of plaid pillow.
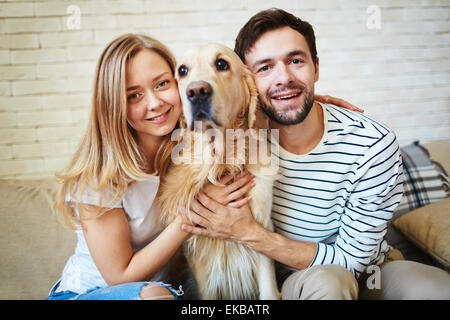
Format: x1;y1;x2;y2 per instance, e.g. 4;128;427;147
393;141;448;220
387;141;449;268
431;158;450;196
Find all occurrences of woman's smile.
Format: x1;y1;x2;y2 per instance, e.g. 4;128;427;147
147;107;172;124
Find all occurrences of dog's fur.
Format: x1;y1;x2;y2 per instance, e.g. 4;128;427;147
157;43;280;300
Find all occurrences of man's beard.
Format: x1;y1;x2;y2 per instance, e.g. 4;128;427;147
260;85;315;126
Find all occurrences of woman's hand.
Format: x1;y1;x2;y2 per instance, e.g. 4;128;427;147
202;172;255;208
314;94;364;113
180;192;257;242
179;172;257;240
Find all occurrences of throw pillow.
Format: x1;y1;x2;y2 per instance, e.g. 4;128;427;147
393;141;448;219
393;197;450;269
386;141;448;266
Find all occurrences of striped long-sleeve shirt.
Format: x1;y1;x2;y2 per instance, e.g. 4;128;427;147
272;103;404;278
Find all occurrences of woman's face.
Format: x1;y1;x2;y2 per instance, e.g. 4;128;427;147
125;49;182;144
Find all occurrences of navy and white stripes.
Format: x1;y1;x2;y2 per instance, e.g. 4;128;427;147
272;103;404;278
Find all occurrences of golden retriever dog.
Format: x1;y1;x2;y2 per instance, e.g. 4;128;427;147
157;43;280;300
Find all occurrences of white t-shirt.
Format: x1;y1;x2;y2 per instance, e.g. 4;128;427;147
55;176;168;294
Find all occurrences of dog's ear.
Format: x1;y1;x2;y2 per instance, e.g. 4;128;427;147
243;67;258;129
178;113;187;131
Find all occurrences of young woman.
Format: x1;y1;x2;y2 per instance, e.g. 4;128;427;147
47;33;360;300
47;34;256;300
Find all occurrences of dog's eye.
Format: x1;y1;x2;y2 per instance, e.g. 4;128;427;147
216;59;229;71
178;65;188;78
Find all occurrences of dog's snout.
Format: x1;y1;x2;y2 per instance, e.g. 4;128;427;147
186;81;212;103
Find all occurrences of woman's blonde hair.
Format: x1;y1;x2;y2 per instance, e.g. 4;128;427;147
55;34;180;229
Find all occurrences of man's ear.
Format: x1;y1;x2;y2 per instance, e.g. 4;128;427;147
243;67;258;129
314;57;319;83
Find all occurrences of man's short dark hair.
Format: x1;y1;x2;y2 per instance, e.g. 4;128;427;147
234;8;317;65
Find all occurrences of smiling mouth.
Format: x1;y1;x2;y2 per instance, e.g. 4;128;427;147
271;91;302;100
147;108;171;122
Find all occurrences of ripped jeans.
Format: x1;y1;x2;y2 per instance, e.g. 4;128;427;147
47;280;184;300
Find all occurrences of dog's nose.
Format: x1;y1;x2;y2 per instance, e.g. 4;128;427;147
186;81;212;103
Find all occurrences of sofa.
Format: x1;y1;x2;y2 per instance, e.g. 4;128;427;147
1;139;449;300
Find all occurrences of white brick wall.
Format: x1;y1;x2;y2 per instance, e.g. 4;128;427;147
0;0;449;179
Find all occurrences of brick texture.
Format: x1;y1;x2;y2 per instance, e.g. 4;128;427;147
0;0;449;178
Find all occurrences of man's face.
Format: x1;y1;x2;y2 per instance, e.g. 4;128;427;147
245;26;319;125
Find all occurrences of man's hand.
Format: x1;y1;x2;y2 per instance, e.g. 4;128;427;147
202;172;255;208
314;94;364;113
180;192;258;243
180;192;317;270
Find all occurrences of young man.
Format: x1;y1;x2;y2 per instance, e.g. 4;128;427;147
181;8;450;300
